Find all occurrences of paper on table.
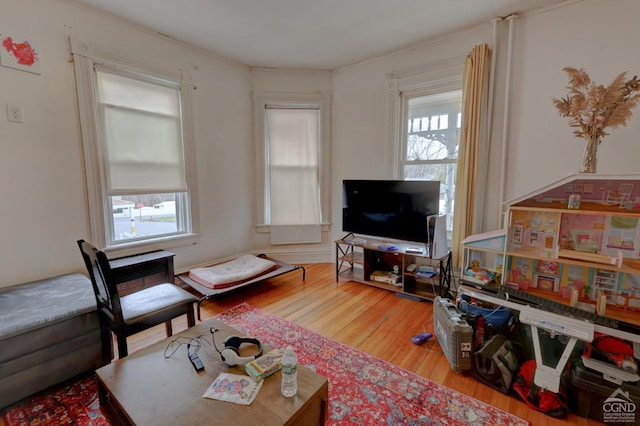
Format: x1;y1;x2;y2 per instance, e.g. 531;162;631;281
202;372;263;405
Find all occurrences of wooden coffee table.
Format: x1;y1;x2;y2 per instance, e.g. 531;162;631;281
96;318;329;425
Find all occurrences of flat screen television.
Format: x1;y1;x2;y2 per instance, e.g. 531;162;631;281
342;180;441;244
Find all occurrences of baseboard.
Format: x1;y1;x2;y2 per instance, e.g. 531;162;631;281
253;245;332;265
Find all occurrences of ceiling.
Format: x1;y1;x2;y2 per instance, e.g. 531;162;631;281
77;0;566;70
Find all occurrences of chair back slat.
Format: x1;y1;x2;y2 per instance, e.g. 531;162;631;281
77;240;125;327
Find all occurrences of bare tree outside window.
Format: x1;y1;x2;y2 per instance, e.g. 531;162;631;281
402;90;462;240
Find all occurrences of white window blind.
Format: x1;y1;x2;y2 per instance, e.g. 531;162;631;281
97;69;187;195
265;107;320;226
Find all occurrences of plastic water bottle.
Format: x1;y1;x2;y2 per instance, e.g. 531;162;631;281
281;346;298;397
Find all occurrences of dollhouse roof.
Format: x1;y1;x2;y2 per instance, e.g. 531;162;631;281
460;228;506;249
504;173;640;213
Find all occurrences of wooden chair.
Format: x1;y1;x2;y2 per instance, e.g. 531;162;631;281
77;240;198;358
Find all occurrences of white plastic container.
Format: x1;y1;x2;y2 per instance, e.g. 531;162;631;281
280;346;298;397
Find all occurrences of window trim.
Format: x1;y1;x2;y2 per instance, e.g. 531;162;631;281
253;91;331;231
71;38;199;252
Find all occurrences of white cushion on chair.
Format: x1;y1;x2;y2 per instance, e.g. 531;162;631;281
121;283;197;323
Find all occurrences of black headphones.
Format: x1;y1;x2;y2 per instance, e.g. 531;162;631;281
212;329;263;366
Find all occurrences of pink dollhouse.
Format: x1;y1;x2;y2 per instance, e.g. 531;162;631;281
503;174;640;315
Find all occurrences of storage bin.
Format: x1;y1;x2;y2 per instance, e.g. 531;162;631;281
567;358;640;424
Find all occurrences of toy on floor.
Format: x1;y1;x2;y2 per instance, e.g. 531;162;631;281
411;332;433;345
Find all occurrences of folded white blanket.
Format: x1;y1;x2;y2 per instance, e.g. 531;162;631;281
188;254;277;289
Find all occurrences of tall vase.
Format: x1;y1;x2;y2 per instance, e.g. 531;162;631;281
580;135;600;173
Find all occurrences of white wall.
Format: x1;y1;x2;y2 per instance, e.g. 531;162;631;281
504;0;640;200
0;0;253;286
331;0;640;243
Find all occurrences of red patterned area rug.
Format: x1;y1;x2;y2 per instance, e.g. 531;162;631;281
1;374;107;426
217;303;528;425
2;303;528;425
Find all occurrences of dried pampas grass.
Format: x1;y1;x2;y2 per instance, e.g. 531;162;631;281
552;67;640;141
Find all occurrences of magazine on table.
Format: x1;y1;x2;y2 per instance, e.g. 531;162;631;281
203;372;263;405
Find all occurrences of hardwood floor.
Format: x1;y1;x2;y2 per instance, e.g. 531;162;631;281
112;262;607;425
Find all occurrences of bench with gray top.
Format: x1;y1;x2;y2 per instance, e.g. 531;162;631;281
0;273;112;408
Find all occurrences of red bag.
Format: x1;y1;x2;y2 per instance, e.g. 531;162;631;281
584;336;637;372
512;360;568;417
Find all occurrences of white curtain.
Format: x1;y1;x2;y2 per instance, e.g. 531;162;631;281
266;108;321;226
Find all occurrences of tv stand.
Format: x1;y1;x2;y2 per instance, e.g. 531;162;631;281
335;234;451;301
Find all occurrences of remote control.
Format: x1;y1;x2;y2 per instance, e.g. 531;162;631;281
406;264;418;272
189;351;205;371
411;332;433;345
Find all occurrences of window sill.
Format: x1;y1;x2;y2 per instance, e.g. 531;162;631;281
103;233;201;258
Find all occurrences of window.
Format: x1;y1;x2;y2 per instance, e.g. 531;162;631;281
265;107;320;226
253;92;330;244
72;40;197;250
400;90;462;238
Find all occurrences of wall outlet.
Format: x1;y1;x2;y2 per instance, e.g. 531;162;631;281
6;104;24;123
